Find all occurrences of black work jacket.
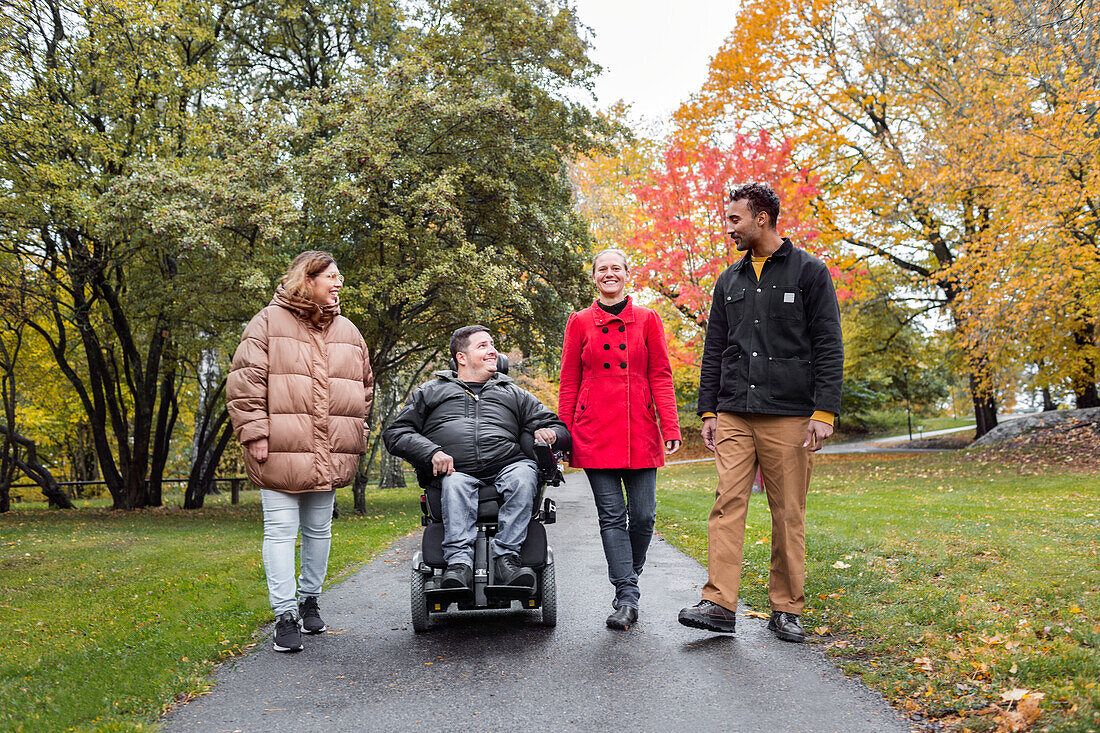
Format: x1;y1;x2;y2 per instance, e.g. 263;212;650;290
382;371;568;480
697;238;843;417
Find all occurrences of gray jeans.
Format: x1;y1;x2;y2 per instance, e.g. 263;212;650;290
585;468;658;609
440;460;538;566
260;488;335;616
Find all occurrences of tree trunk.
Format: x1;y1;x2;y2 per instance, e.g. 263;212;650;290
0;425;74;509
353;457;370;515
1072;325;1099;408
969;372;998;438
148;368;179;508
1042;386;1056;412
378;449;407;489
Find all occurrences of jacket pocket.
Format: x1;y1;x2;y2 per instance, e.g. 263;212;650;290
724;288;747;325
769;286;804;322
718;348;743;401
768;357;814;406
574;384;592;424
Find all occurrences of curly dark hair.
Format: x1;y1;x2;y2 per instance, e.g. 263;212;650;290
729;182;781;230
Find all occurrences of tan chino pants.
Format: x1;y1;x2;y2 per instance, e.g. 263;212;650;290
701;412;814;614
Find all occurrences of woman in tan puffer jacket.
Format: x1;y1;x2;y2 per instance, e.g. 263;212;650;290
227;250;374;653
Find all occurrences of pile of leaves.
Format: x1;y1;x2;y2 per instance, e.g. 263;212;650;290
977;417;1100;472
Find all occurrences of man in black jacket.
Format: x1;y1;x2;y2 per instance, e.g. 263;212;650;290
383;325;567;591
678;183;843;643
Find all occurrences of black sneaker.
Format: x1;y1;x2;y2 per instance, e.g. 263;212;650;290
494;554;536;587
677;600;737;633
441;563;473;590
273;610;303;652
298;596;327;634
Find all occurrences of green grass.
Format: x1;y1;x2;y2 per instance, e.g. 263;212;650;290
0;484;420;732
656;452;1100;732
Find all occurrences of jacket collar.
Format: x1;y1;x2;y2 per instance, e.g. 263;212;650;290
587;295;637;325
434;370;514;387
731;237;793;272
271;285;340;330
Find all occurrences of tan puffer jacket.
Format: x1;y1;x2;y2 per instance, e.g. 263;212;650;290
227;286;374;493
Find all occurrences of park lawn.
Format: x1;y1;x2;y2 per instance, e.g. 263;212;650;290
656;452;1100;733
0;484;421;732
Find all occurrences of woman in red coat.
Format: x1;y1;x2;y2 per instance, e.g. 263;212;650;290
558;248;681;630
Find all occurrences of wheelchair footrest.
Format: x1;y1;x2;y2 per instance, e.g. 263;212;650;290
424;585;473;604
484;583;536;600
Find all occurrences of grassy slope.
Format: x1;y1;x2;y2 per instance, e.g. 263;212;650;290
0;485;420;732
656;452;1100;733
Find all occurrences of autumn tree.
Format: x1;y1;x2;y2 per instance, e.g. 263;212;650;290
673;0;1040;435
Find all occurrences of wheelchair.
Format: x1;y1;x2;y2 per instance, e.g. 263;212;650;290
407;358;568;632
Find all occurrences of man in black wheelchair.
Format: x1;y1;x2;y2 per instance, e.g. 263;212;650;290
382;325;569;630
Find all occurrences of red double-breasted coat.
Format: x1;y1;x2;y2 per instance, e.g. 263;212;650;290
558;297;681;469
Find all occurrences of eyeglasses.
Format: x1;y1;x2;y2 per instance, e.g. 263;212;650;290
314;272;344;283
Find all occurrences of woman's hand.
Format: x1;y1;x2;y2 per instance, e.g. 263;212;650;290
246;437;269;463
664;439;682;455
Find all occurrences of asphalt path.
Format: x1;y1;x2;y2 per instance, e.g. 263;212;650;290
164;471;914;732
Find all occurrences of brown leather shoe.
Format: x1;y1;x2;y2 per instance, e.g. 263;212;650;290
767;611;805;642
677;600;736;633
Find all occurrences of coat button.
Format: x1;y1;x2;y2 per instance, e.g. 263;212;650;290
752;351;758;356
603;344;610;350
750;384;756;389
602;326;608;333
620;362;627;368
618;325;625;332
604;362;610;368
619;344;626;350
756;288;762;293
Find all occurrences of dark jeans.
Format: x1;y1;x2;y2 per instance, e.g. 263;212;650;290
585;468;658;609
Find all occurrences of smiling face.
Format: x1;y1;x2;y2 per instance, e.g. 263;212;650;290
592;251;628;302
309;262;343;306
455;331;498;382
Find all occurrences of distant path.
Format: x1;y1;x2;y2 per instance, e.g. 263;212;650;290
666;413;1028;462
163;472;912;732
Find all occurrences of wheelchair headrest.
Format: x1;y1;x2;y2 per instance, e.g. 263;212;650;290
448;353;509;375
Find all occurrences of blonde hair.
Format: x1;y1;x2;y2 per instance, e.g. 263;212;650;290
280;250;336;298
591;248;630;274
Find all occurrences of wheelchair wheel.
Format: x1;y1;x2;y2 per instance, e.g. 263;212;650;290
539;561;557;627
411;568;430;633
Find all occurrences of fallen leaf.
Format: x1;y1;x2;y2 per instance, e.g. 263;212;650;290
832;561;851;569
913;656;935;673
743;610;769;619
814;625;830;635
1000;688;1030;703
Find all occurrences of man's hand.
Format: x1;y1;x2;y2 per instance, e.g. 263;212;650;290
701;417;717;453
246;437;269;463
665;439;682;455
533;427;557;445
803;419;833;452
431;450;455;476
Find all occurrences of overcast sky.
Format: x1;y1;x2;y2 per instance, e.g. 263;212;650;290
568;1;739;128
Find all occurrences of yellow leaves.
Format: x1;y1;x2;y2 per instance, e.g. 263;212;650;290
913;656;935;673
744;609;770;619
992;691;1045;732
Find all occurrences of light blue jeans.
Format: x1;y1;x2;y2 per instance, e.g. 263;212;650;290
440;460;538;566
585;468;658;609
260;489;335;616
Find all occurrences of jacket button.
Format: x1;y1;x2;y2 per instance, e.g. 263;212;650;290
752;351;758;356
619;344;626;350
618;325;625;332
602;326;608;333
620;362;627;368
756;288;762;293
754;319;760;325
604;362;611;368
603;344;610;350
750;384;756;389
